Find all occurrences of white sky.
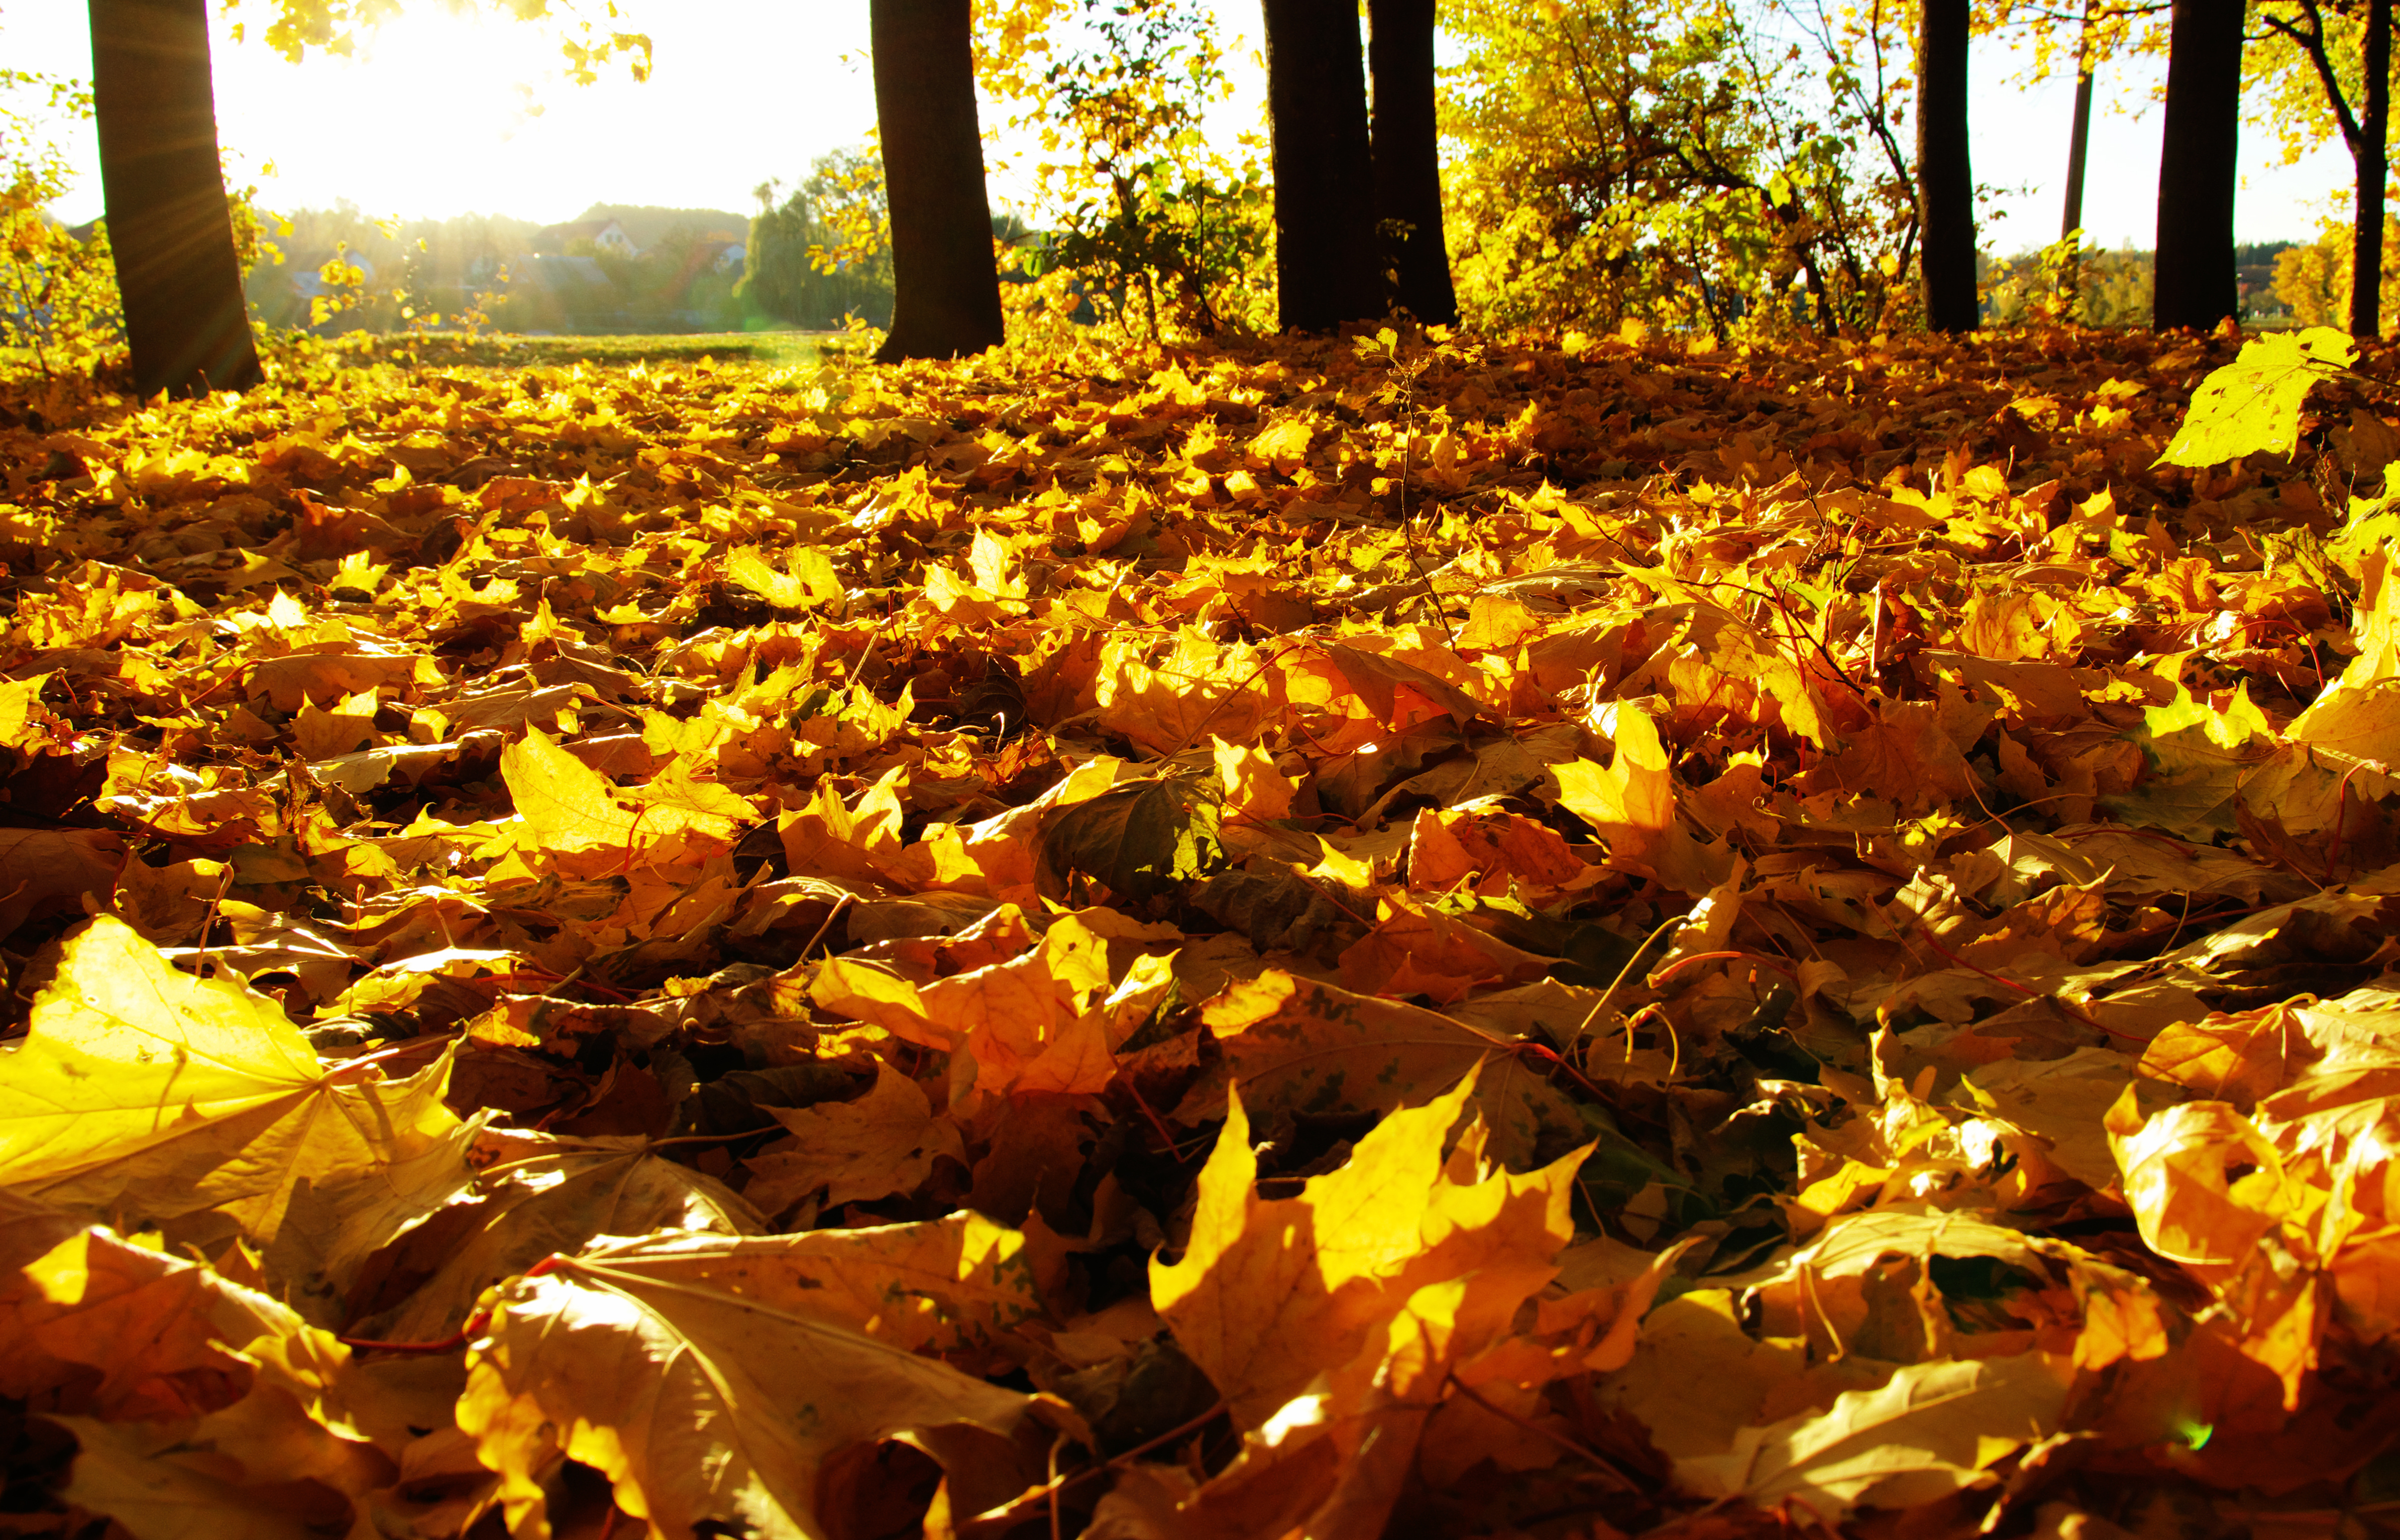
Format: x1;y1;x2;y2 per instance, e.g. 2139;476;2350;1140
0;0;2356;250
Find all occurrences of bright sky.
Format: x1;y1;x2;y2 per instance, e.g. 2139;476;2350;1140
0;0;2357;250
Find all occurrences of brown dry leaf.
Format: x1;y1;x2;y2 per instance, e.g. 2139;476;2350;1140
2138;1005;2312;1106
501;727;742;860
919;919;1123;1099
53;1414;366;1540
3;1214;393;1538
746;1059;965;1211
1170;969;1587;1170
1334;892;1551;1003
0;827;123;943
341;1134;764;1345
1956;1048;2133;1191
1553;699;1731;892
2106;1091;2288;1270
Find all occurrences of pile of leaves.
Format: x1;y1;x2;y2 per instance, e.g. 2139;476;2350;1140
3;319;2400;1540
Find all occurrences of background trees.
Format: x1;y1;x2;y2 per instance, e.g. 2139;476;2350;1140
77;0;646;393
13;0;2377;369
742;151;897;330
2254;0;2396;334
0;70;119;378
1436;0;1919;336
980;0;1271;337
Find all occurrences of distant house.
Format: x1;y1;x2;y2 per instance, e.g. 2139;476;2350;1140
532;218;637;258
714;242;745;274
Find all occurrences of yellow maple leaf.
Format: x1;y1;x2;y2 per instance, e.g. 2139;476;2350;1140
1676;1354;2071;1519
0;917;463;1248
1551;700;1729;891
1152;1066;1585;1430
501;727;741;856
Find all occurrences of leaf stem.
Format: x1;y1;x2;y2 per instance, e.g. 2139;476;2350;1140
1443;1370;1639;1491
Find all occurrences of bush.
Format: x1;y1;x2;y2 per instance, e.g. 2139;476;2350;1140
0;71;120;377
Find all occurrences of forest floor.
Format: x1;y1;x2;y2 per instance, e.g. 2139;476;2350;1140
2;322;2399;1540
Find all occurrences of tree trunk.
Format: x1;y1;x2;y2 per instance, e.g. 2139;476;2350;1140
869;0;1003;362
88;0;262;398
1916;0;1978;333
2061;6;2095;243
1261;0;1380;331
2154;0;2244;332
2352;0;2390;336
1365;0;1457;327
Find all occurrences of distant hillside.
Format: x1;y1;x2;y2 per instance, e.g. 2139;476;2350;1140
2236;241;2294;318
1978;240;2301;328
568;203;750;248
247;202;761;336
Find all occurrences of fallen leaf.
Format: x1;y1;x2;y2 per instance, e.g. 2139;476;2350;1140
458;1226;1046;1538
1675;1353;2070;1519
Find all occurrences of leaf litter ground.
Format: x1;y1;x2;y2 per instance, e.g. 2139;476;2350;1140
3;325;2400;1540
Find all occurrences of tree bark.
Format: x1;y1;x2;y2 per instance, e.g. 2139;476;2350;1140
1916;0;1978;333
1261;0;1381;331
2153;0;2244;332
1365;0;1457;327
869;0;1003;362
2352;0;2390;336
88;0;262;398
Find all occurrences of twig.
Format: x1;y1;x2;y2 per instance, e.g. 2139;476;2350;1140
1116;1074;1186;1159
1159;641;1301;761
795;891;855;962
338;1308;491;1354
982;1399;1233;1522
193;862;236;974
1374;337;1460;648
1566;911;1686;1063
1444;1371;1639;1491
1911;923;2145;1043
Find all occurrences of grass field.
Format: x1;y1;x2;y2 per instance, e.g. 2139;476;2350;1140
0;329;853;381
348;329;848;370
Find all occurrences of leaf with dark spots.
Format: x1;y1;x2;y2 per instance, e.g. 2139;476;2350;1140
1036;772;1226;904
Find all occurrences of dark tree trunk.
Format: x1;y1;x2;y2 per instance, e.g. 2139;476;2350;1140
2352;0;2390;335
89;0;262;398
869;0;1003;362
2061;7;2096;242
1261;0;1380;331
1365;0;1457;327
2154;0;2244;332
1916;0;1978;332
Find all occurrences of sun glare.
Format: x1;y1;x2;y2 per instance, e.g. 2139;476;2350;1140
206;0;879;224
